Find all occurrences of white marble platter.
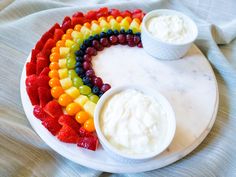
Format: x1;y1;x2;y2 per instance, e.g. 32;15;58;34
20;44;218;173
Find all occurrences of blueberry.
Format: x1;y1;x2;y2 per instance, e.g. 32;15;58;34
88;36;95;42
80;44;87;51
84;39;91;47
82;76;91;84
120;29;125;34
98;91;104;97
113;30;119;36
94;34;100;40
86;82;93;88
126;29;133;34
75;56;83;62
135;32;141;37
107;29;114;36
100;32;107;38
75;50;84;57
92;86;100;94
75;61;82;67
75;67;85;75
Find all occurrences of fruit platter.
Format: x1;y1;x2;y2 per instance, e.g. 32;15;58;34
21;7;219;173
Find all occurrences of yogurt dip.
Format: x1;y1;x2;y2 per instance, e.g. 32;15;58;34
146;14;193;44
100;89;168;155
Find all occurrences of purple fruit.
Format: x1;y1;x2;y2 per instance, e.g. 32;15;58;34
92;77;103;88
117;34;126;44
92;40;100;49
86;47;97;56
101;84;111;92
86;69;95;77
126;34;133;42
137;42;143;48
128;41;135;47
100;38;109;47
133;36;140;44
83;54;92;62
83;61;92;70
109;35;118;44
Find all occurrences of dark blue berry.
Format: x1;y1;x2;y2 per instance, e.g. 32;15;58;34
75;56;83;62
113;30;119;36
92;86;100;94
75;50;84;57
126;29;133;34
107;29;114;36
80;44;87;51
82;76;91;85
75;61;82;67
84;39;91;47
120;29;125;34
98;91;104;97
88;36;95;42
135;32;141;37
75;67;85;75
94;34;100;40
100;32;107;38
86;82;93;88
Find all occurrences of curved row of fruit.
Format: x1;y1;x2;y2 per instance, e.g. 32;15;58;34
25;7;145;151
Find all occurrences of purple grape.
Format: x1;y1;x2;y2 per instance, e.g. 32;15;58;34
126;34;133;42
92;40;100;49
137;42;143;48
86;47;97;56
128;41;135;47
83;54;92;62
100;38;109;47
86;69;95;77
83;61;92;70
117;34;126;44
109;35;118;44
92;77;103;88
133;36;140;44
101;84;111;93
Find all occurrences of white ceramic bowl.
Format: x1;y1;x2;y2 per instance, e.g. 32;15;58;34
94;85;176;160
141;9;198;60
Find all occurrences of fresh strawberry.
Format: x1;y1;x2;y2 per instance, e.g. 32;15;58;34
42;38;55;57
77;135;98;151
42;116;62;136
31;49;40;63
38;87;52;107
48;23;60;34
78;127;93;137
26;62;36;76
109;9;121;17
57;125;79;143
121;10;132;17
71;17;86;27
39;67;50;76
35;40;44;51
132;12;145;20
43;100;63;119
62;16;71;25
33;105;48;121
62;20;72;32
85;10;97;20
40;31;53;44
132;9;142;14
72;12;84;18
36;57;48;75
26;85;39;105
58;115;81;133
25;74;38;87
37;75;50;88
98;7;108;16
53;28;64;41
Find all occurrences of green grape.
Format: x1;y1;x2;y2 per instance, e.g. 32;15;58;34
66;58;76;69
91;23;101;35
71;43;80;53
79;85;91;95
73;77;83;88
76;38;83;46
68;70;77;80
89;95;99;103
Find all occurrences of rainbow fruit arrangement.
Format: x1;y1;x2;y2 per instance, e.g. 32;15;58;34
25;7;144;151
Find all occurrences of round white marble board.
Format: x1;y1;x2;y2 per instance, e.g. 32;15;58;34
20;44;219;173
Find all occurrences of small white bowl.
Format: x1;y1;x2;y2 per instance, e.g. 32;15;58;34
141;9;198;60
94;85;176;160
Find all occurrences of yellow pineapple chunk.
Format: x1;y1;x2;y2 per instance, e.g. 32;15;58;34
83;101;96;117
65;40;75;48
58;68;68;79
60;77;72;89
74;95;89;107
58;59;67;68
65;87;80;99
59;47;70;58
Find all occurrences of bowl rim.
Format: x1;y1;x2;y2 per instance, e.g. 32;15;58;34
141;9;198;46
94;85;176;160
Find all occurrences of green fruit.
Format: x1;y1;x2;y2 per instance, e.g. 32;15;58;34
79;85;91;95
71;43;80;53
68;70;77;80
73;77;83;88
89;95;99;103
66;58;76;69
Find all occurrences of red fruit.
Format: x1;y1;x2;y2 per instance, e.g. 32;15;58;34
31;49;40;63
42;116;62;136
137;42;143;48
58;115;81;133
83;54;92;62
57;125;79;143
109;35;118;44
77;136;98;151
25;74;38;87
85;10;97;20
78;127;93;137
101;83;111;93
43;100;63;119
48;23;60;34
62;20;72;32
121;10;132;17
38;87;52;107
132;12;145;20
83;61;92;70
39;67;50;76
109;9;121;17
92;77;103;88
72;12;84;18
36;57;48;75
132;9;142;14
26;85;39;105
37;75;50;88
71;17;85;26
26;62;36;76
62;16;71;25
35;40;44;51
53;28;64;41
33;105;47;121
98;7;108;16
42;38;55;57
40;31;53;44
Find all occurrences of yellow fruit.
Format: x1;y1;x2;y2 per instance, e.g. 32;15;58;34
65;40;75;48
58;59;67;68
60;77;72;89
74;95;89;107
58;68;68;79
59;47;70;58
83;101;96;117
65;87;80;99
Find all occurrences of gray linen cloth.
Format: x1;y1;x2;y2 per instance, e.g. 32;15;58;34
0;0;236;176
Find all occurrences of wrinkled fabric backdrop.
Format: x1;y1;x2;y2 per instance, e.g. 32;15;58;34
0;0;236;177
